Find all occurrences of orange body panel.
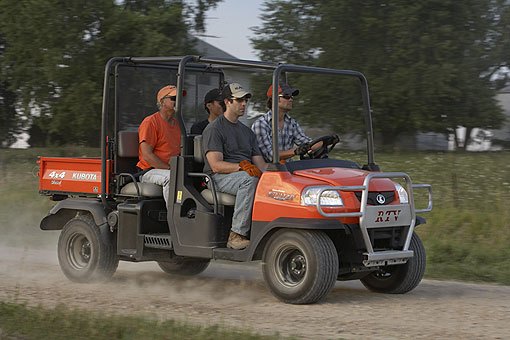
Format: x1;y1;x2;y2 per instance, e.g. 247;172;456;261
252;167;398;224
38;157;111;195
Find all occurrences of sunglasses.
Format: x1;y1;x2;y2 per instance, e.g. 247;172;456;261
279;94;293;100
232;97;249;103
163;96;177;101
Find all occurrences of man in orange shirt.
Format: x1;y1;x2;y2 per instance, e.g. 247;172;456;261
137;85;183;204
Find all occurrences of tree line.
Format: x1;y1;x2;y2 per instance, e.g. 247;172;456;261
1;0;509;149
0;0;221;147
250;0;510;148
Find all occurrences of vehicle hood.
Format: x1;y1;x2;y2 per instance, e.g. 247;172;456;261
293;167;396;190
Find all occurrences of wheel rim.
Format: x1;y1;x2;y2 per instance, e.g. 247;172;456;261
67;233;91;270
275;246;307;287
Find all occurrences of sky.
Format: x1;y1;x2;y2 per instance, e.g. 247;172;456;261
201;0;265;60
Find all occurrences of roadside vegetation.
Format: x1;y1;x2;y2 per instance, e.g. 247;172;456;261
0;147;508;337
0;301;285;340
1;147;508;285
371;150;510;284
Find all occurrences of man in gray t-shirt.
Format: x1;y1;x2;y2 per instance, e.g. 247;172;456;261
202;83;267;250
203;115;261;174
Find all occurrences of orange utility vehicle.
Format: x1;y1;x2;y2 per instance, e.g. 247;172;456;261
38;56;432;304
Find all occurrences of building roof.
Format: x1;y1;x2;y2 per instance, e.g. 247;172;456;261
193;37;237;59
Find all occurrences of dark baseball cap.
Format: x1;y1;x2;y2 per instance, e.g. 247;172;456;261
204;88;223;104
266;83;299;97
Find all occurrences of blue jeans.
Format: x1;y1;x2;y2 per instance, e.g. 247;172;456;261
211;171;259;237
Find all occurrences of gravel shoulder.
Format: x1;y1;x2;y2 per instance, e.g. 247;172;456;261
1;245;509;339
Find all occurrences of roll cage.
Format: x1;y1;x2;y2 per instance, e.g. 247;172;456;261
99;56;377;209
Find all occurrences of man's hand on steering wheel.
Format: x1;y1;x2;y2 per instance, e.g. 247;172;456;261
294;143;311;157
297;134;340;160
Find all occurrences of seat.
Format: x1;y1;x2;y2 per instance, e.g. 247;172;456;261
116;130;163;198
120;182;163;197
193;135;236;206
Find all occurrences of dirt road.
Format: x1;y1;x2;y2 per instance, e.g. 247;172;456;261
1;245;508;339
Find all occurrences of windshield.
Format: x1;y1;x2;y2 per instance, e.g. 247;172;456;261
115;63;223;132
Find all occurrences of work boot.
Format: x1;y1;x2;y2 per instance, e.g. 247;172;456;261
227;231;250;250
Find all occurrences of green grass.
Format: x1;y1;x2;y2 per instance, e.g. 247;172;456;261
0;147;508;338
0;146;286;340
0;147;99;248
0;302;285;340
340;149;510;285
1;147;509;285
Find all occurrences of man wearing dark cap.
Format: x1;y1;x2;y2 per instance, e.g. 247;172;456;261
190;88;225;135
251;83;314;163
202;83;267;250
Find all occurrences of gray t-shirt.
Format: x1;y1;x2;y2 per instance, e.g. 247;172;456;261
202;115;261;174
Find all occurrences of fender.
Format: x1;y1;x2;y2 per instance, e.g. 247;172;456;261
40;198;108;230
213;216;427;262
213;218;350;262
252;218;351;259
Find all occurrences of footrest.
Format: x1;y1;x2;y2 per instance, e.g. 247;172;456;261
363;250;413;267
144;234;172;249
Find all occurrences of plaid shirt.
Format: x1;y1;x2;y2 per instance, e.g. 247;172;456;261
251;111;311;162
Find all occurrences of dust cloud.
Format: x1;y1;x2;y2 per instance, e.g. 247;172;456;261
1;178;509;338
2;245;510;339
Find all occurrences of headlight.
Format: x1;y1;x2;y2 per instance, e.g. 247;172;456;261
395;183;409;204
301;186;344;206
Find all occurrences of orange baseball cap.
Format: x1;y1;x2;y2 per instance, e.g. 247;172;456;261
157;85;187;102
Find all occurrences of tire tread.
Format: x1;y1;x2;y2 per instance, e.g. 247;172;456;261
360;232;426;294
58;213;118;282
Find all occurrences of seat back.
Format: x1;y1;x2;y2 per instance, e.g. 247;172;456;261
118;130;139;158
116;130;139;174
192;134;236;206
116;130;163;198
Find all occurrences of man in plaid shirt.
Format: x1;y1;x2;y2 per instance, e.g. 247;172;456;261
251;83;313;163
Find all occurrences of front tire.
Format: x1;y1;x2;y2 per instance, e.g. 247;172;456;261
157;257;210;276
58;214;118;283
360;232;426;294
262;229;339;304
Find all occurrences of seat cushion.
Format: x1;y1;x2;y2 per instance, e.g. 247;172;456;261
201;189;236;206
120;182;163;197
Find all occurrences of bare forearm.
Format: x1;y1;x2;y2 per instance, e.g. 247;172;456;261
144;152;169;169
252;155;268;171
211;160;241;174
280;148;297;160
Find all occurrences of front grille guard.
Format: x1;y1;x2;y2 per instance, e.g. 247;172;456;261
315;172;432;267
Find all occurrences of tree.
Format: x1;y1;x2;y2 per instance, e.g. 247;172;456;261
0;34;21;148
0;0;222;147
0;80;20;148
251;0;509;149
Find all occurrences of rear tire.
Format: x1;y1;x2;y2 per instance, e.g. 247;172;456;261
360;232;426;294
58;214;118;283
157;257;210;276
262;229;339;304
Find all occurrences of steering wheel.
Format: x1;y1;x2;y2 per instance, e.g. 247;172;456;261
297;135;340;160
